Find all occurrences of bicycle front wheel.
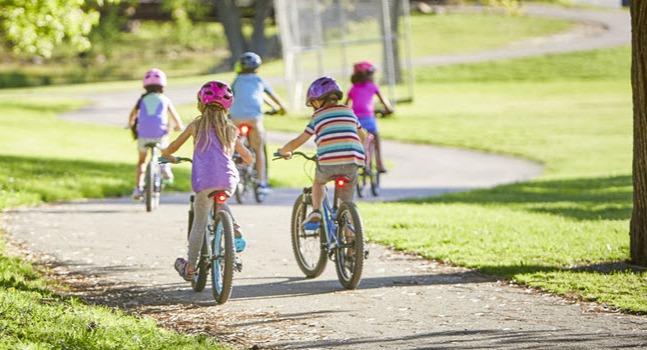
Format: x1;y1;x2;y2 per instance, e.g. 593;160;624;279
211;210;235;304
144;162;154;212
290;193;327;278
334;202;365;289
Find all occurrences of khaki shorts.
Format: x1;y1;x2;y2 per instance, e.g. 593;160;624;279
232;119;265;154
137;136;169;153
314;164;360;203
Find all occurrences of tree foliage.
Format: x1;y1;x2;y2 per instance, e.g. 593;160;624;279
0;0;117;58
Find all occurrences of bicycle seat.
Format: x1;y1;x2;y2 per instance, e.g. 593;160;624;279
144;142;159;148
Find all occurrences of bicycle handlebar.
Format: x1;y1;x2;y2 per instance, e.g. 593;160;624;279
273;151;317;161
158;156;192;164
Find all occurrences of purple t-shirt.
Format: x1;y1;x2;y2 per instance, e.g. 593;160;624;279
191;129;239;193
137;93;171;138
347;81;379;118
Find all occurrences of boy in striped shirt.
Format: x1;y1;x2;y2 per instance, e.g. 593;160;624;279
278;77;366;224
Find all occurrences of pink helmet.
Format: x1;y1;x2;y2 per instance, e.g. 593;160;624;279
143;68;167;87
353;61;377;73
305;77;343;107
198;80;234;110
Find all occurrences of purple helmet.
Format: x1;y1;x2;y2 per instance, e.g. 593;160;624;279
143;68;167;87
305;77;343;107
198;80;234;110
239;52;262;70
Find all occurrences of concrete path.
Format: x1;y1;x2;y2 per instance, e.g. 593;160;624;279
4;4;646;350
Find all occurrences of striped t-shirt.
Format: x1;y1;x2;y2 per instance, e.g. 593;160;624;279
305;105;365;166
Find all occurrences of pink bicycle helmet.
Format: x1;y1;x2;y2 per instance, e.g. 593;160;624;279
198;80;234;110
353;61;377;73
305;77;343;107
143;68;167;87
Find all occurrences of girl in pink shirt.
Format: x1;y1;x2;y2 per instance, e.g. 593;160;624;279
345;61;392;173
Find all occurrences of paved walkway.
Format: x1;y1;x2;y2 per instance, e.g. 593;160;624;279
4;4;645;350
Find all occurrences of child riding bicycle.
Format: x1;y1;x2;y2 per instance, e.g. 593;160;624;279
277;76;366;225
161;80;254;281
128;68;184;200
344;61;392;173
229;52;287;193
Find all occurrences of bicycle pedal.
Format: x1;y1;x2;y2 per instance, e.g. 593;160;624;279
364;249;370;259
234;256;243;272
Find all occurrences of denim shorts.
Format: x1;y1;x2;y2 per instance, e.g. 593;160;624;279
358;116;378;135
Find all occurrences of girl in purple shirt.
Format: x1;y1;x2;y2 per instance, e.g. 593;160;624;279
128;68;184;200
345;61;393;173
162;80;253;282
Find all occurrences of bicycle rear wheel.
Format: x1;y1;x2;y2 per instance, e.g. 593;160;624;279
144;162;154;212
211;210;235;304
334;202;365;289
290;193;327;278
368;141;381;196
356;165;368;198
235;166;251;204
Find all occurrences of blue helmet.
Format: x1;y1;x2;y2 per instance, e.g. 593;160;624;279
239;52;262;70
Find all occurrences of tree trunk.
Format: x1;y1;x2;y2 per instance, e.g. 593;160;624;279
215;0;247;67
630;0;647;266
251;0;273;57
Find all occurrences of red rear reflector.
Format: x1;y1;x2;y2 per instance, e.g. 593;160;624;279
217;194;227;202
240;125;250;135
336;178;346;187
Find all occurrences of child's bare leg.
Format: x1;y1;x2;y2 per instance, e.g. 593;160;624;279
255;144;267;184
135;151;146;187
374;133;386;171
311;183;324;211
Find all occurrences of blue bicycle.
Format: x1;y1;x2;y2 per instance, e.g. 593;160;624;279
160;156;242;304
275;151;366;289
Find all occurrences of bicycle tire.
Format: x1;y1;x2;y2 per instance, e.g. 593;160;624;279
369;141;381;196
235;177;247;204
290;193;327;278
334;202;365;289
144;162;154;212
192;228;210;293
211;210;235;304
254;183;266;203
356;166;368;198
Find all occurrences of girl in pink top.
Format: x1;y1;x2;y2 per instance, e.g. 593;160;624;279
345;61;393;173
162;80;253;282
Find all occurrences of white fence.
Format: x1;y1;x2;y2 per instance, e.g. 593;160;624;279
275;0;414;110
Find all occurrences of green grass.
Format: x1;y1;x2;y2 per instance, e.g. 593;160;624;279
0;242;227;349
0;9;643;348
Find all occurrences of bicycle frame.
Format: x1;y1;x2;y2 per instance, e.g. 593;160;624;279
305;178;348;258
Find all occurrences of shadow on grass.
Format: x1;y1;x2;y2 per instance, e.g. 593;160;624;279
400;175;632;221
0;154;192;207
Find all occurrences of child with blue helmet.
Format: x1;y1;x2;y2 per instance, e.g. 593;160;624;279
229;52;287;193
